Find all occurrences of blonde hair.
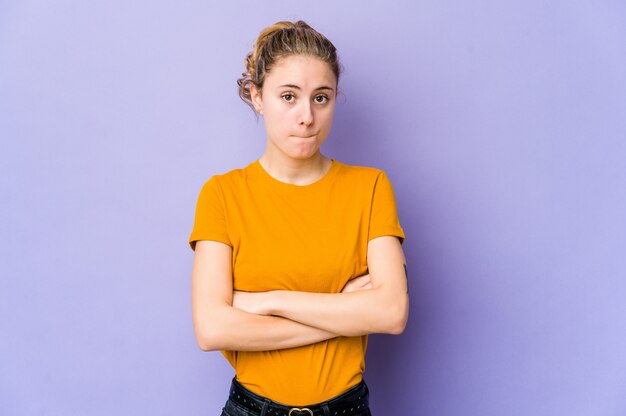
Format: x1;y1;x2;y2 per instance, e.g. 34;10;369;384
237;20;342;115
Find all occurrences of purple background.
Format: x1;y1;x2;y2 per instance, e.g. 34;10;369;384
2;1;626;415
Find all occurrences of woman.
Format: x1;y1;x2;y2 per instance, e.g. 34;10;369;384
189;20;408;415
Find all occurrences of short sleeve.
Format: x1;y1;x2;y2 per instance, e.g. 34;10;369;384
188;176;232;251
369;171;406;244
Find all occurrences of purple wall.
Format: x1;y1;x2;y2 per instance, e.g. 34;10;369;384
2;1;625;415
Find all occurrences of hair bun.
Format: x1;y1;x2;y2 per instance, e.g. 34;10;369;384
237;20;341;116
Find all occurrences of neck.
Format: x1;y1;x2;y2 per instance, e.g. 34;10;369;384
258;151;332;186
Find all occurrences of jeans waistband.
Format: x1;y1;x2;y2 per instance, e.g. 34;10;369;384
227;377;370;416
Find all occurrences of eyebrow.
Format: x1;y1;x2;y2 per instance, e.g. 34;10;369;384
277;84;335;92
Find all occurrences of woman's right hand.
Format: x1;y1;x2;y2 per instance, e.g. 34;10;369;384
341;274;372;293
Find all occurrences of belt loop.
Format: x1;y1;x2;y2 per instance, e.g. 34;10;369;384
321;403;331;416
259;398;269;416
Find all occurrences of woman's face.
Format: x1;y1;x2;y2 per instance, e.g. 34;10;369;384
251;55;337;161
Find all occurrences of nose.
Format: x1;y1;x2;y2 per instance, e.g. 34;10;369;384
298;100;314;126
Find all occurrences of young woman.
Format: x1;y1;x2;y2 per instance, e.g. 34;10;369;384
189;20;408;416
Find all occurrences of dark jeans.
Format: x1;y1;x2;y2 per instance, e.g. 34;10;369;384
220;377;372;416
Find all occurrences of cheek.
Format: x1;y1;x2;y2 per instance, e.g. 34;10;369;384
318;110;335;128
264;112;288;131
268;107;294;126
263;111;290;137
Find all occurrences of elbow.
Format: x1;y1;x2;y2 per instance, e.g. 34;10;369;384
382;295;409;335
194;318;228;352
194;304;236;352
196;334;217;352
196;339;211;352
195;328;220;352
386;316;407;335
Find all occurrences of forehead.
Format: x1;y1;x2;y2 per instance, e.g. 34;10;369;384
265;55;336;88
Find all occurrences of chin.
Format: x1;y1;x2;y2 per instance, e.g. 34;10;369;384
281;145;320;159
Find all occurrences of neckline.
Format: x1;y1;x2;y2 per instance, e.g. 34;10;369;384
253;158;340;190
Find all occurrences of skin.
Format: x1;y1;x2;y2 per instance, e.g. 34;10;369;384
251;54;338;185
191;54;408;352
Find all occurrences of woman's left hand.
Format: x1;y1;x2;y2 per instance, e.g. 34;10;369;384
232;290;272;315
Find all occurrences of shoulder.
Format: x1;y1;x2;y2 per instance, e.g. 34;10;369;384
334;160;391;184
199;161;256;190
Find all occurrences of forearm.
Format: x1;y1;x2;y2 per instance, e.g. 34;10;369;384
228;238;409;338
196;304;339;352
268;288;408;337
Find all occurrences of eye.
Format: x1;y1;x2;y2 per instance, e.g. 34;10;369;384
281;93;295;102
314;95;329;104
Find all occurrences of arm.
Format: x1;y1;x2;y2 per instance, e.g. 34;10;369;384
191;240;341;352
233;236;409;337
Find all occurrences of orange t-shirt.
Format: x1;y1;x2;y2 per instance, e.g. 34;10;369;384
189;158;405;404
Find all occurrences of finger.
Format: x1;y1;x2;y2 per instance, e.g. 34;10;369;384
345;275;369;288
356;277;372;288
341;282;359;293
353;282;372;292
353;274;370;282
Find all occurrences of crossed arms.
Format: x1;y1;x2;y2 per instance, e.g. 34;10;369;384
190;236;408;352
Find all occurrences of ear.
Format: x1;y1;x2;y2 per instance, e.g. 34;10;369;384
250;84;263;114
